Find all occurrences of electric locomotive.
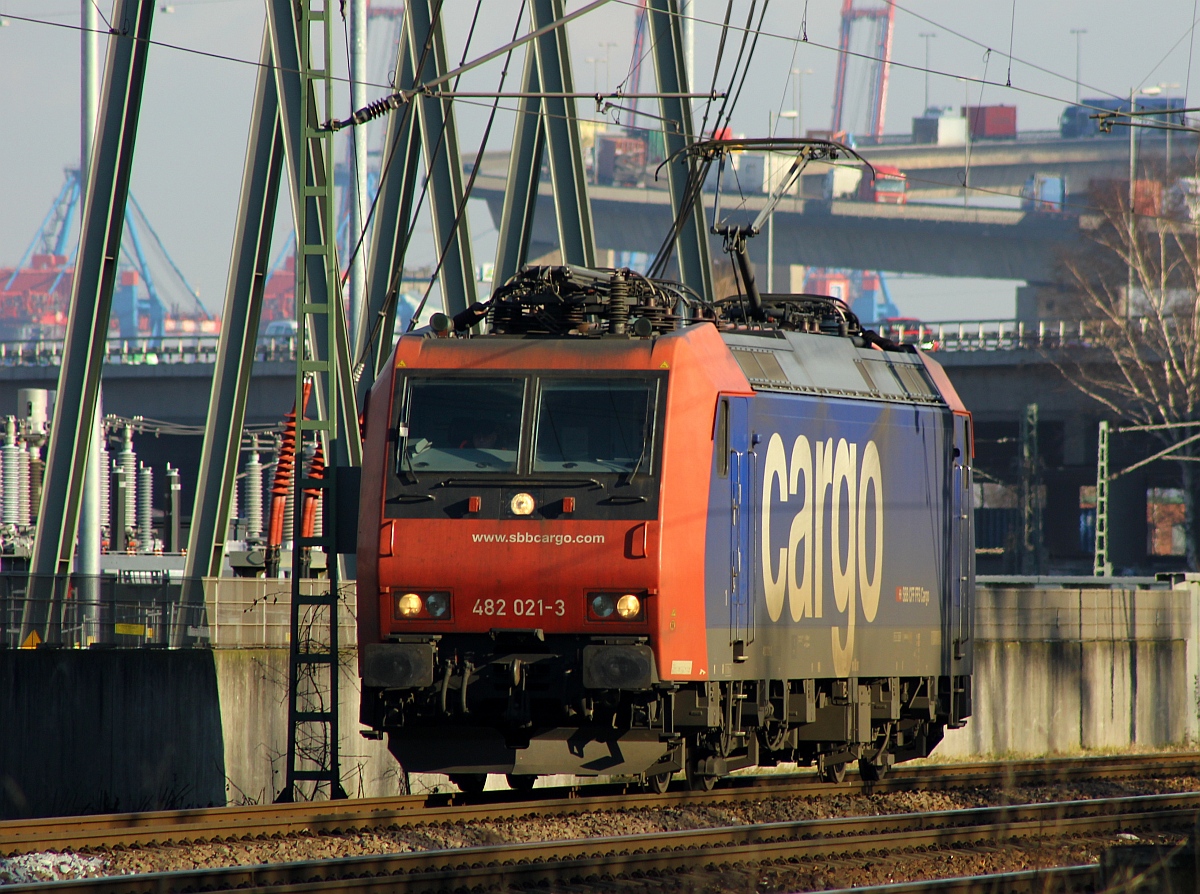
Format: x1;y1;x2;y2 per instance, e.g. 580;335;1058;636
357;263;974;791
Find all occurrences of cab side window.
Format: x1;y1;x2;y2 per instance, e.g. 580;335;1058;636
717;398;730;478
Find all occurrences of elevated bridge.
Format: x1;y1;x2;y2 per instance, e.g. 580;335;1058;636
846;131;1194;199
473;174;1089;283
473;132;1192;283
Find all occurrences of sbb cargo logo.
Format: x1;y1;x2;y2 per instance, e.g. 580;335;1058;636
760;433;883;677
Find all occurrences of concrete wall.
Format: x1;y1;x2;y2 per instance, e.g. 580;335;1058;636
213;649;399;805
0;650;226;819
0;648;401;819
941;581;1200;756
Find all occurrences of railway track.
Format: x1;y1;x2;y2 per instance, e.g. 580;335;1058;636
4;790;1195;894
2;751;1197;858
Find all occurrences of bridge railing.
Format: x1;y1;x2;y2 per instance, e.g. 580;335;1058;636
0;320;1147;363
875;318;1140;352
0;335;297;366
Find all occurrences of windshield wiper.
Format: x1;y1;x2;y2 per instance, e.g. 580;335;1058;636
622;403;655;485
437;476;603;488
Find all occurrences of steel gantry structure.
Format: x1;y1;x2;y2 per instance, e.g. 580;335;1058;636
22;0;156;640
26;0;713;799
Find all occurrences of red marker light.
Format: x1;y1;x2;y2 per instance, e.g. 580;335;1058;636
562;496;576;513
468;496;481;513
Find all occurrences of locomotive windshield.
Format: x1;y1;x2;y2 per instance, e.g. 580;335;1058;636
533;378;658;474
395;373;662;478
400;377;525;472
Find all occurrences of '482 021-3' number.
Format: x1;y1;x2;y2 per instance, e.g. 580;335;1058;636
472;598;565;617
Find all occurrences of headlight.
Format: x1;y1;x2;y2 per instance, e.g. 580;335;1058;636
510;492;535;515
425;592;450;618
589;593;615;618
587;591;645;621
393;590;452;620
396;592;423;617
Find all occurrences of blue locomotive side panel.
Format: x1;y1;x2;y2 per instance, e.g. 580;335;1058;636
704;391;955;681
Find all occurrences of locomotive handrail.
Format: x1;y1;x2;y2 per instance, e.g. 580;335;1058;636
873;316;1180;353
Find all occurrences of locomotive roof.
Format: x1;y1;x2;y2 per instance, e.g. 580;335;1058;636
720;330;949;407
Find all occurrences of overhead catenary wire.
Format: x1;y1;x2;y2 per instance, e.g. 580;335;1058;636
610;0;1165;120
14;0;1191;245
7;3;1155;142
1134;7;1200;94
0;0;613;104
348;0;467;362
696;0;737;144
1005;0;1017;87
354;0;529;369
771;9;808;137
648;0;761;280
1188;0;1200;102
399;0;528;337
329;0;613;130
336;1;439;290
15;0;1199;299
883;0;1127;104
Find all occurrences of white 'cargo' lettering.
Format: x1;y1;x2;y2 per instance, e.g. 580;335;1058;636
759;433;885;676
762;434;788;622
787;435;813;621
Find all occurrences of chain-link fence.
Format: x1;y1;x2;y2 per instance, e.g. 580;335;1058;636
0;571;200;648
0;573;358;649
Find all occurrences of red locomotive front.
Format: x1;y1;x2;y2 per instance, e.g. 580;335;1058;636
357;319;750;790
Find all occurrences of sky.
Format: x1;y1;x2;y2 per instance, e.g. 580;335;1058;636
2;0;1199;322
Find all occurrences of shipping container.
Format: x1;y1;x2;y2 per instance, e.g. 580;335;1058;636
962;105;1017;139
912;115;967;146
1088;178;1163;217
594;134;647;187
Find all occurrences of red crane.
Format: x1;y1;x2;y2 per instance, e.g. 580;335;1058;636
830;0;895;139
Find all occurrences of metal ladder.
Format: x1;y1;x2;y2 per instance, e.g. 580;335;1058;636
1093;420;1112;577
281;0;346;802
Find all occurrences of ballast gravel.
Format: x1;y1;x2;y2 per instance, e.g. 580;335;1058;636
4;774;1198;891
0;852;108;885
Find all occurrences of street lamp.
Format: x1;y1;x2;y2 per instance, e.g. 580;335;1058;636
1070;29;1086;104
765;110;796;294
792;68;812;136
599;41;618;92
585;57;600;94
919;32;936;114
1142;82;1181;173
770;109;798;137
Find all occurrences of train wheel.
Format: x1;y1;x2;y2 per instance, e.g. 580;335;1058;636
449;773;488;794
685;761;718;791
858;759;885;782
817;758;846;784
645;772;673;794
505;774;537;793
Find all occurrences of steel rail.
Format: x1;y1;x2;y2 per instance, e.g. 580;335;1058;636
812;865;1100;894
3;751;1198;855
4;792;1195;894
